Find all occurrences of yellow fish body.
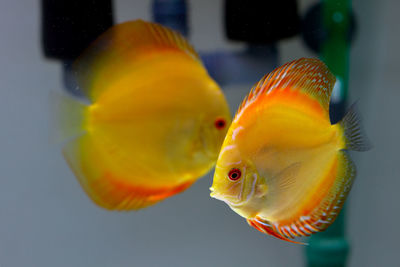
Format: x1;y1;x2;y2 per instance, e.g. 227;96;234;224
58;20;231;210
210;58;369;243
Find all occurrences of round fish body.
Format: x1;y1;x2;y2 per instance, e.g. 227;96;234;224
59;20;231;210
210;58;369;243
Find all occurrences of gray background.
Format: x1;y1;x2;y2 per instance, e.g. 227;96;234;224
0;0;398;266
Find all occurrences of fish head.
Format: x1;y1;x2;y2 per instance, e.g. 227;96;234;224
210;143;264;211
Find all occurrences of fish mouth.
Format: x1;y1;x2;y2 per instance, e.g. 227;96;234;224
209;188;219;199
209;187;227;202
210;187;245;207
209;187;219;199
209;173;258;208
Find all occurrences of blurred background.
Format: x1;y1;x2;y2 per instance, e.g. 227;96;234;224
0;0;398;266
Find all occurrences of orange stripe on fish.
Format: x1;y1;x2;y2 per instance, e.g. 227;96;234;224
247;150;355;243
247;217;306;245
83;172;194;210
62;131;199;211
237;87;328;125
235;58;335;121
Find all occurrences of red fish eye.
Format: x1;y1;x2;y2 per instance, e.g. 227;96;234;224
228;168;241;181
214;118;226;130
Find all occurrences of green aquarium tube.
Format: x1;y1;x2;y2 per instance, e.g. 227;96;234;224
305;0;351;266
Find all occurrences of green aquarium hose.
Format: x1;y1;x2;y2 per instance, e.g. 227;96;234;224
306;0;351;266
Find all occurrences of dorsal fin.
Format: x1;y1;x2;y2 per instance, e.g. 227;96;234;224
236;58;336;118
73;19;201;100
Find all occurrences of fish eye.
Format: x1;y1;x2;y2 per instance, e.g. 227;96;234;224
214;118;226;130
228;168;241;181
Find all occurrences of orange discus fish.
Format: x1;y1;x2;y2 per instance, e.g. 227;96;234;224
55;20;231;210
210;58;369;244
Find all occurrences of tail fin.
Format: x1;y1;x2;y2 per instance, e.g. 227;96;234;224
49;90;88;144
339;102;371;151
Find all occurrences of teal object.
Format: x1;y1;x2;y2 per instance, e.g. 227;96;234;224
305;0;351;266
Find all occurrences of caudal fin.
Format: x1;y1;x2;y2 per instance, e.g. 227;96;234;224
339;102;371;151
49;90;88;144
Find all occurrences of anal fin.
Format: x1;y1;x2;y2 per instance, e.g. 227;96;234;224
86;172;195;210
63;133;194;211
247;216;307;245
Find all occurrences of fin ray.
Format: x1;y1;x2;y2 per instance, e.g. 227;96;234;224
247;217;307;245
272;162;302;192
236;58;336;118
339;102;372;151
49;90;88;143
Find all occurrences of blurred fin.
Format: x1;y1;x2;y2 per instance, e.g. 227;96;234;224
49;90;87;144
63;134;195;210
339;102;372;151
73;19;200;100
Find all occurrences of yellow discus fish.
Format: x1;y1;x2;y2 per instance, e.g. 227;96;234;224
210;58;369;244
57;20;231;210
